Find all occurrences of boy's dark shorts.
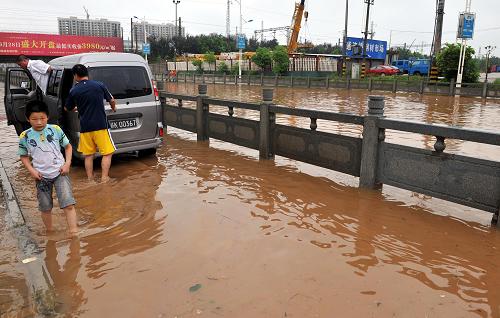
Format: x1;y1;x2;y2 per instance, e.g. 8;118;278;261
36;175;76;212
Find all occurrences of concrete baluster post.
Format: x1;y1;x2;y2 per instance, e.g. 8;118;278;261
326;77;330;89
368;78;373;91
307;76;311;88
419;80;425;94
346;78;351;90
261;73;264;86
392;79;398;93
290;75;294;87
274;74;278;87
196;84;209;141
260;88;275;159
482;82;488;99
223;73;227;85
359;96;385;189
248;73;251;85
449;79;455;96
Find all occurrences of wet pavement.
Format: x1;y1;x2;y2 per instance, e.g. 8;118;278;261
0;84;499;317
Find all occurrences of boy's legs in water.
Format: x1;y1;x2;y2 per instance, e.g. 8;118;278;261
63;205;79;235
101;154;112;182
84;155;94;181
40;210;54;232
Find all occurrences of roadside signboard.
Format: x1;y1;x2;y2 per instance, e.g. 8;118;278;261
457;13;475;39
237;35;246;49
346;37;387;60
143;43;151;54
0;32;123;56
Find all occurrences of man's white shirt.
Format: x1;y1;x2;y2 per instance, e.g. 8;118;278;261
27;60;50;94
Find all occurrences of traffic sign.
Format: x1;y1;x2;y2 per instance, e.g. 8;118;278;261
143;43;151;54
457;13;475;39
237;35;246;49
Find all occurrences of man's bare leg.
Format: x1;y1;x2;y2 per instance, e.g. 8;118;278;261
101;154;112;182
63;205;79;236
84;155;94;181
40;210;53;232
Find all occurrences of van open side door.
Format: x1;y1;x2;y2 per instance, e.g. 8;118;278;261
3;68;37;135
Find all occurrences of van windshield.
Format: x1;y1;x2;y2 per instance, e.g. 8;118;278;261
89;66;152;99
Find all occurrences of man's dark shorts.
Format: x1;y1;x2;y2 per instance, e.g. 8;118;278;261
36;174;76;212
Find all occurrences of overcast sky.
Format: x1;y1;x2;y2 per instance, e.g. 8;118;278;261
0;0;499;56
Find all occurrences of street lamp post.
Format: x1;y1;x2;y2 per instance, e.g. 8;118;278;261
173;0;181;37
134;16;148;62
362;0;374;67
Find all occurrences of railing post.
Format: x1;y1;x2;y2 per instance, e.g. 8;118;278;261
346;78;351;90
196;84;209;141
213;73;216;84
261;73;264;86
274;74;278;87
419;80;425;94
359;96;385;189
392;79;398;93
482;82;488;99
326;77;330;89
449;79;455;96
235;75;238;85
248;73;251;85
290;75;293;87
260;88;275;159
307;76;311;88
223;72;227;84
368;78;373;91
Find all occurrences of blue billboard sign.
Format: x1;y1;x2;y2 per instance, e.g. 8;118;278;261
142;43;151;54
346;37;387;60
237;35;246;49
458;13;475;39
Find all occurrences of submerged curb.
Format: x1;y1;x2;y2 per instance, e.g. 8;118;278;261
0;160;56;315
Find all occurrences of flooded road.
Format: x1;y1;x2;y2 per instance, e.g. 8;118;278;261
1;84;500;317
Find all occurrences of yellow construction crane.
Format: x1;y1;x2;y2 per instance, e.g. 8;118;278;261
287;0;313;54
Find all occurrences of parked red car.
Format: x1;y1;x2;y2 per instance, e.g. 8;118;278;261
367;65;400;76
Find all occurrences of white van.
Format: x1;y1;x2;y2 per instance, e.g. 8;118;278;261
4;52;163;158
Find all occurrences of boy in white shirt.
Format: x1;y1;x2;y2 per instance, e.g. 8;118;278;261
19;100;78;236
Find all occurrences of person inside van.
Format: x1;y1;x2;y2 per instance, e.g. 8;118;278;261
16;55;52;95
65;64;116;183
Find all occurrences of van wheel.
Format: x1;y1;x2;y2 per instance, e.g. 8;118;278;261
138;148;157;157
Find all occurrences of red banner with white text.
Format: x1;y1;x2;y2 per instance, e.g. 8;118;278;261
0;32;124;56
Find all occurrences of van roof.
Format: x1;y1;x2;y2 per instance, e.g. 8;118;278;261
49;52;146;68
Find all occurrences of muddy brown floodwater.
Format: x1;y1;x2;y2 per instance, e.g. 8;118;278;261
1;84;499;318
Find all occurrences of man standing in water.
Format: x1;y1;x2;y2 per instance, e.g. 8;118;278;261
65;64;116;182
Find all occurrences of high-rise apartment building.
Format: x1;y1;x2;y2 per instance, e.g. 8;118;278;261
58;17;121;37
132;22;185;43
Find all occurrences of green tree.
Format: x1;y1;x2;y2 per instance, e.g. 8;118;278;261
218;61;229;73
192;59;203;73
204;51;216;72
272;46;290;75
436;43;479;83
252;47;272;72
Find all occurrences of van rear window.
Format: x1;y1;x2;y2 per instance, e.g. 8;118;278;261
89;66;152;99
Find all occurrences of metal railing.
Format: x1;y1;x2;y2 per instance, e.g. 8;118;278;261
160;83;500;226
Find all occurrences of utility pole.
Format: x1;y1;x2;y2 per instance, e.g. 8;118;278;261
261;20;264;42
362;0;374;78
342;0;348;77
130;18;134;52
484;45;496;83
143;17;147;62
226;0;231;37
178;17;182;37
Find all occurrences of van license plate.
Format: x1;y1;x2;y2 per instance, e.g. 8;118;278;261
109;119;137;129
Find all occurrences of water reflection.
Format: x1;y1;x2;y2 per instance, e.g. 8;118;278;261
45;238;85;315
166;133;500;317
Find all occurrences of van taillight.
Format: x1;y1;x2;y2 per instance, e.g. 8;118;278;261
152;80;159;101
158;122;164;137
